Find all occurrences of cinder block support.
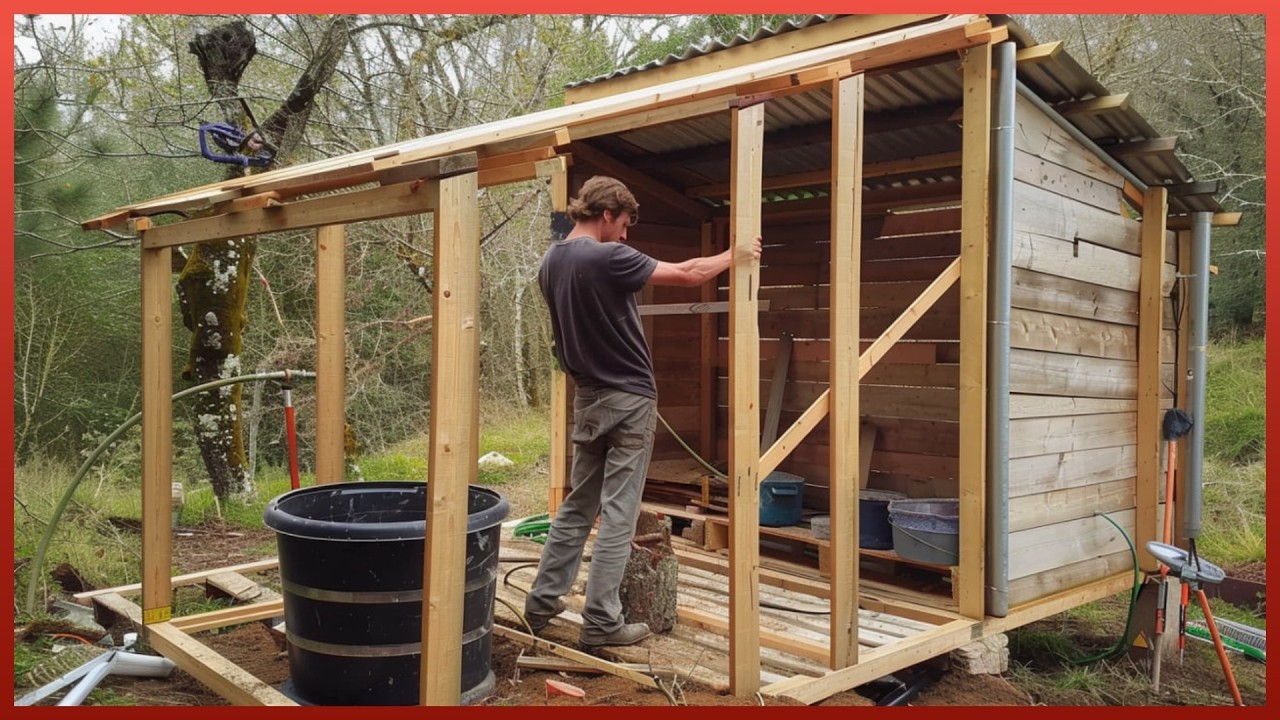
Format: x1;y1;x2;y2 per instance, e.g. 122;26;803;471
950;633;1009;675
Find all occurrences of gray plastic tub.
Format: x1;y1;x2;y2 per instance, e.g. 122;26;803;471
887;498;959;566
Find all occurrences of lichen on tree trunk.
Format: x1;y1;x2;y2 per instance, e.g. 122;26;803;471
178;238;257;498
619;510;678;633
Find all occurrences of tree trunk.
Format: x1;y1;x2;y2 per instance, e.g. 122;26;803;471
179;18;352;499
619;510;678;633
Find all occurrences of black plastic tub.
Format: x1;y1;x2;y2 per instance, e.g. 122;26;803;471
263;481;509;706
858;490;905;550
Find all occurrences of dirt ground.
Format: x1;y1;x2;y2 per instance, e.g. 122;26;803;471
17;518;1265;707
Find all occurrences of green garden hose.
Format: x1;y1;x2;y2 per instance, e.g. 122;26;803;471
512;513;551;544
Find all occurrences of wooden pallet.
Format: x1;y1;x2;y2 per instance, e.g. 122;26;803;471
643;500;957;603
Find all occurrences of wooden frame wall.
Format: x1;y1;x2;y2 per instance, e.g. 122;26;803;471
133;163;482;706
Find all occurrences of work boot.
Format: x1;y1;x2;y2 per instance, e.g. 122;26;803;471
524;597;566;635
579;622;651;649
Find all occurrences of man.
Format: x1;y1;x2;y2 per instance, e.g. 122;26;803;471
524;175;763;648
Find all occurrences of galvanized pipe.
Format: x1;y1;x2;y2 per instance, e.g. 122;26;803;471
1183;212;1213;539
985;40;1015;618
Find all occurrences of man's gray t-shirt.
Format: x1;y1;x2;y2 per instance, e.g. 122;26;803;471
538;237;659;398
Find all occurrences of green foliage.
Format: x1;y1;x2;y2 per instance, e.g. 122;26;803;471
1008;627;1083;664
358;453;429;482
1202;337;1266;463
12;638;50;682
1196;459;1266;567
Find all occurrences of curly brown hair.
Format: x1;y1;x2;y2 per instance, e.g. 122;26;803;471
566;176;639;224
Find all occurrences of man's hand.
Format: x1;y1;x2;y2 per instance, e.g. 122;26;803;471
735;234;763;263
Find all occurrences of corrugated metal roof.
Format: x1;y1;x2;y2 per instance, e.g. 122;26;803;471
566;15;841;89
572;15;1220;215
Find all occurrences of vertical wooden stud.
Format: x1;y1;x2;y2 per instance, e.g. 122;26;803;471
828;73;864;669
138;218;173;624
1136;187;1168;570
728;101;764;696
547;165;572;513
314;224;346;485
420;172;480;706
958;42;991;620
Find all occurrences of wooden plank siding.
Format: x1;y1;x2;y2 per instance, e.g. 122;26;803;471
998;98;1176;606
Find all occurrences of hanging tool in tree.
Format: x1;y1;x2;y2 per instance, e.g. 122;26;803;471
198;97;278;168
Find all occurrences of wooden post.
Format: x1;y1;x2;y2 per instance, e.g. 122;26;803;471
420;172;480;705
137;218;173;625
958;42;991;621
828;73;864;670
547;163;572;513
314;224;346;485
1136;187;1168;570
727;100;764;696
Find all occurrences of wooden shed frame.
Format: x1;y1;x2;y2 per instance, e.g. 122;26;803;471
78;13;1238;706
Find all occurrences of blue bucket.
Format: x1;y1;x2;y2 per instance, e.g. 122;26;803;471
760;471;805;527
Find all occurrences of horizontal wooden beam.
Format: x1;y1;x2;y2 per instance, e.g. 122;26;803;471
73;559;280;603
1055;93;1129;116
1015;41;1063;65
671;546;830;599
774;619;976;705
686;151;962;199
677;606;830;664
141;178;445;248
146;621;297;705
476;155;568;188
170;598;284;634
1166;211;1241;230
733;61;853;104
1165;180;1219;197
638;300;770;316
492;624;661;689
515;656;679;682
1106;136;1178;157
476;126;570;157
374;151;481;186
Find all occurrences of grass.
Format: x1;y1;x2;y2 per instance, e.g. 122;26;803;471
1203;337;1266;464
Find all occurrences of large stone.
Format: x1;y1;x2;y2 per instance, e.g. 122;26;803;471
950;633;1008;675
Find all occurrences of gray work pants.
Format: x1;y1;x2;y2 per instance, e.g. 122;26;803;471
525;386;656;634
